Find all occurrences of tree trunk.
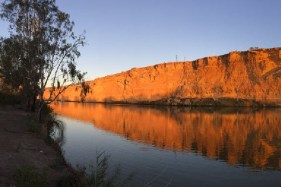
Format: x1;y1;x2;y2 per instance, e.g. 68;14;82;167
37;92;45;122
31;95;36;112
25;97;31;112
37;105;43;122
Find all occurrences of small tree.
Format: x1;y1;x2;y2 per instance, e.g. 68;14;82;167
0;0;87;120
191;73;202;97
211;84;224;100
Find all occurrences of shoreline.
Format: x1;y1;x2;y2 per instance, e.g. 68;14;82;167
0;105;76;186
51;97;280;108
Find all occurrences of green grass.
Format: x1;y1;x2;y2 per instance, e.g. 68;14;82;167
15;166;48;187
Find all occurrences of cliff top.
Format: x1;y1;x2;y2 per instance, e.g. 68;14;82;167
96;47;281;81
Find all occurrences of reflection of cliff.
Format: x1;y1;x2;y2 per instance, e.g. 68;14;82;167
51;102;281;170
47;47;281;105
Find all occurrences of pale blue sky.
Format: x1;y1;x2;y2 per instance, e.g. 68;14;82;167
1;0;281;80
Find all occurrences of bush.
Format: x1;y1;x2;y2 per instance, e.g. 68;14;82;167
0;92;21;105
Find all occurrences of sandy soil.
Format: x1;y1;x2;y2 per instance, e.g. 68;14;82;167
0;105;71;186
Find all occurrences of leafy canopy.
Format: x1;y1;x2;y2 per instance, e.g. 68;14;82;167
0;0;87;106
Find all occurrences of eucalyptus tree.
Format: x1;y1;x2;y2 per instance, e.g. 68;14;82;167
0;0;87;118
0;35;42;110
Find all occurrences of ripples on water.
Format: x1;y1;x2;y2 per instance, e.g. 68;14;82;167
51;102;281;187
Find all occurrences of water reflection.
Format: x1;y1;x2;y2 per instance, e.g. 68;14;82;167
51;102;281;170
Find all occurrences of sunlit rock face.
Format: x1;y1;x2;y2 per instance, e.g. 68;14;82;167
46;47;281;106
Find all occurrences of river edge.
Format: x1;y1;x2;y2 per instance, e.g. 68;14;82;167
0;105;78;186
54;97;280;108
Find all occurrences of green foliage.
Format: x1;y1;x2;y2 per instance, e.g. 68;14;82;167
80;82;90;102
0;35;40;99
0;0;87;113
15;166;48;187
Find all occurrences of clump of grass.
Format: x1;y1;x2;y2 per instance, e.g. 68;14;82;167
46;117;64;144
14;166;48;187
24;108;65;153
24;104;53;135
77;151;134;187
57;174;81;187
44;117;65;155
87;151;112;186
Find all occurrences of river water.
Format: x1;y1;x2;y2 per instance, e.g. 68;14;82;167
51;102;281;187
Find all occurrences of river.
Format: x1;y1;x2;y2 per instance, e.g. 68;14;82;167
50;102;281;187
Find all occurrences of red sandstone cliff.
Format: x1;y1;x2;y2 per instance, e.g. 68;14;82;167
46;47;281;106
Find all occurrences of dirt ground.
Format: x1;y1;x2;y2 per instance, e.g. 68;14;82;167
0;105;71;186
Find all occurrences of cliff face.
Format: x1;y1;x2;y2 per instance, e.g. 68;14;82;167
47;47;281;105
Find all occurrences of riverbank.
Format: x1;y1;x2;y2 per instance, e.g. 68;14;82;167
53;97;279;108
0;105;73;186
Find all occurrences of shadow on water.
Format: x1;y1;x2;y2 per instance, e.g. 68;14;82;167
51;102;281;171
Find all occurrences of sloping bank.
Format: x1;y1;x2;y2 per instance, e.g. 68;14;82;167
45;47;281;107
0;105;76;186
